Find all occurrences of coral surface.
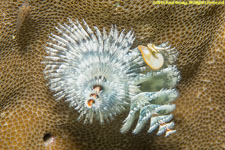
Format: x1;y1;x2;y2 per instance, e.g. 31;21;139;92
0;0;224;150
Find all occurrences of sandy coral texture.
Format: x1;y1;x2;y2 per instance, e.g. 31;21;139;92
0;0;224;150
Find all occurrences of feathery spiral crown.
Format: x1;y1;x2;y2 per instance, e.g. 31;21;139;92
44;19;144;124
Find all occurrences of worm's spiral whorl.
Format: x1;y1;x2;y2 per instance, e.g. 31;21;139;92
44;19;144;124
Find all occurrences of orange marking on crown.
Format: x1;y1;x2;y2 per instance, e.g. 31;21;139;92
87;99;95;107
93;85;102;92
90;93;98;98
